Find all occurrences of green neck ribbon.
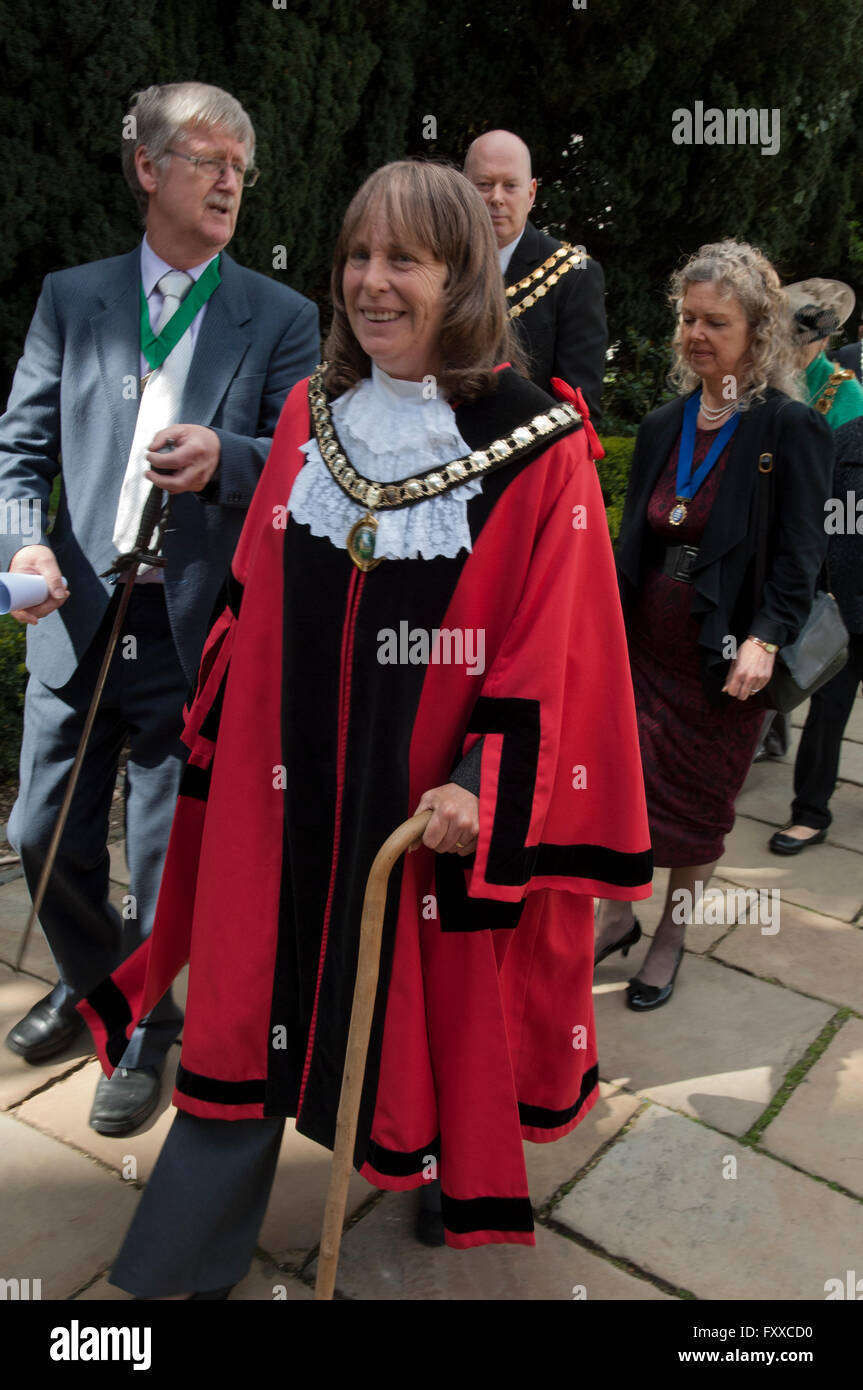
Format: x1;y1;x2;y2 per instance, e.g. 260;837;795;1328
140;255;222;371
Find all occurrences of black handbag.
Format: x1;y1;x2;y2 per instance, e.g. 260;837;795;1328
753;451;849;713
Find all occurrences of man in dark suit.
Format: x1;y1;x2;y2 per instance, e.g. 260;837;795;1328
463;129;607;420
0;81;319;1133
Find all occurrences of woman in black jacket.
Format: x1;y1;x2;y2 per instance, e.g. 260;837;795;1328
595;241;833;1010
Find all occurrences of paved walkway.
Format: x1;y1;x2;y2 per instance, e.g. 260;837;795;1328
1;697;861;1301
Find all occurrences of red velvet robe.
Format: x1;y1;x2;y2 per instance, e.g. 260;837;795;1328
81;368;652;1248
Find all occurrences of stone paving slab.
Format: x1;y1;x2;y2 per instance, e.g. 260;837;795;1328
760;1017;863;1199
525;1082;642;1207
556;1104;863;1300
257;1123;375;1268
607;869;733;954
788;692;863;747
75;1258;314;1301
838;739;863;787
108;841;129;886
0;1111;140;1300
600;872;796;962
0;874;140;980
0;964;93;1108
791;701;810;728
736;762;863;855
309;1190;671;1300
593;952;834;1135
713;900;863;1011
0;876;58;980
16;1049;181;1180
844;692;863;743
719;818;863;921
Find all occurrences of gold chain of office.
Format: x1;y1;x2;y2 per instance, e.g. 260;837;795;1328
506;245;589;320
307;365;581;511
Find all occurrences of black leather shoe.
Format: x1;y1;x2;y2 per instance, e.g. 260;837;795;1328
89;1064;162;1136
768;826;827;855
594;918;642;966
5;993;86;1062
415;1208;446;1247
415;1180;445;1247
627;948;684;1012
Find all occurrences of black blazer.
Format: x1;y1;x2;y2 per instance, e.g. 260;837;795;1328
616;389;834;703
505;221;607;422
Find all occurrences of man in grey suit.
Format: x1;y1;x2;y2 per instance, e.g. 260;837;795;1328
0;82;319;1134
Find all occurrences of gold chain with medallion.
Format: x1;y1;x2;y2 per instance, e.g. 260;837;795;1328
307;366;581;571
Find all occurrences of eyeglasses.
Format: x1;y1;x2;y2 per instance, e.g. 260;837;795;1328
165;148;260;188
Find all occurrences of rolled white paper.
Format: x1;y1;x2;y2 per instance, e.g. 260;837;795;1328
0;572;67;615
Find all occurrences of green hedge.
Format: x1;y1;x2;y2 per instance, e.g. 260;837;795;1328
596;435;635;544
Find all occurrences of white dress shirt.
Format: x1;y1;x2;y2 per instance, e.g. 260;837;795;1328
498;228;525;277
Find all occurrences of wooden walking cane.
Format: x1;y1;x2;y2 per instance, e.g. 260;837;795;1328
12;480;170;972
315;807;432;1300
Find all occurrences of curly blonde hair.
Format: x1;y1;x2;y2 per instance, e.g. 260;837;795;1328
668;240;804;408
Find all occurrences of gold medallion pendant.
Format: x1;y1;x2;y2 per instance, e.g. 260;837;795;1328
669;499;688;526
346;512;383;572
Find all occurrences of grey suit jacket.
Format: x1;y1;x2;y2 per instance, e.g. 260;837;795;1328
0;247;320;687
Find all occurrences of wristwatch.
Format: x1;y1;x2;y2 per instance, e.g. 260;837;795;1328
748;635;779;654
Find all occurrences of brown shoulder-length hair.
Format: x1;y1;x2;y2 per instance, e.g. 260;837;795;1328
324;159;525;401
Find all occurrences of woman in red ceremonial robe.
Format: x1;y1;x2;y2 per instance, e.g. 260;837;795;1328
598;242;833;1012
80;161;651;1297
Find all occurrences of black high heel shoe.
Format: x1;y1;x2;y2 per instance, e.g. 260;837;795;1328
594;918;642;966
626;947;684;1012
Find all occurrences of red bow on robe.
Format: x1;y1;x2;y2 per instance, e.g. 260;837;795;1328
551;377;605;461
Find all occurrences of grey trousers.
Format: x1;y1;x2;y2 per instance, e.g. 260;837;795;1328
7;588;185;1066
110;1111;286;1297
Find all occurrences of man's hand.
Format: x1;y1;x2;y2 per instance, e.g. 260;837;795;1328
723;637;776;701
414;783;480;856
8;545;69;625
145;424;221;495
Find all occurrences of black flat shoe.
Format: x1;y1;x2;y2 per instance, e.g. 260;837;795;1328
594;918;642;966
5;993;86;1061
768;826;827;855
627;948;684;1012
89;1064;162;1136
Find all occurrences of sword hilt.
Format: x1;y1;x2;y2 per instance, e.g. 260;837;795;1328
102;442;176;578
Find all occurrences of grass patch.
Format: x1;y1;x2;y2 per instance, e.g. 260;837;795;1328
742;1009;852;1145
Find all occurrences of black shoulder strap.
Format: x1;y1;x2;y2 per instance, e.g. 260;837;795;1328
753;452;773;610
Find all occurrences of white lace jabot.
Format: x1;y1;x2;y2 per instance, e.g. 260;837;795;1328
288;363;482;560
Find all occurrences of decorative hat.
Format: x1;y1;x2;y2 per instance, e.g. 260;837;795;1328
785;278;855;344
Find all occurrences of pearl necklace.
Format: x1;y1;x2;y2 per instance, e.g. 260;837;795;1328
699;397;737;421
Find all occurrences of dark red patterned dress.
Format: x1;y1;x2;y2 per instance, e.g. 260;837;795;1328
627;427;764;866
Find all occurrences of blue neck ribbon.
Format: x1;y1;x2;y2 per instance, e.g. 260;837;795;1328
676;390;740;499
